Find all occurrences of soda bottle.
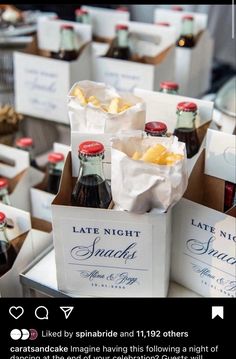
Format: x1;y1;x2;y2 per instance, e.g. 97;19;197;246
109;24;131;60
224;182;236;212
173;102;200;158
15;137;39;169
71;141;112;209
0;212;17;277
75;9;90;24
171;5;184;11
116;6;129;12
145;122;168;137
160;81;179;94
0;178;11;206
47;152;64;195
52;24;79;61
177;15;195;48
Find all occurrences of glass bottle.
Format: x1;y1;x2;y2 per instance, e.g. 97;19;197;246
224;182;236;212
173;102;200;158
47;152;64;195
160;81;179;94
71;141;112;209
15;137;39;169
109;24;131;60
75;9;90;24
0;178;11;206
0;212;17;277
145;122;168;137
177;15;195;48
52;24;79;61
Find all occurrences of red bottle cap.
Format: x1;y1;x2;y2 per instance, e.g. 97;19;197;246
0;178;8;189
48;152;64;164
79;141;104;156
145;122;167;135
15;137;33;148
116;24;129;31
60;24;74;30
160;81;179;90
75;9;88;15
182;15;194;21
171;5;184;11
177;102;197;112
116;6;129;12
156;22;170;27
0;212;6;223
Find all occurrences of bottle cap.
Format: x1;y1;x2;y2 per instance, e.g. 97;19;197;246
156;22;170;27
116;24;129;31
171;5;184;11
79;141;104;156
60;24;74;30
48;152;64;163
0;212;6;223
116;6;129;12
145;122;167;135
15;137;33;148
182;15;194;21
75;9;88;15
160;81;179;90
0;178;8;189
177;102;197;112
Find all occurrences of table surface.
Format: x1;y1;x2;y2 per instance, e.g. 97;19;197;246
21;249;201;298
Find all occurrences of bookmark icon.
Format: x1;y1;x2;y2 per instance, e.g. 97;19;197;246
60;306;74;319
211;306;224;319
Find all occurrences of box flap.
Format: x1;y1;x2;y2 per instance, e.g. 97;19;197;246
154;8;208;38
134;88;213;133
37;18;92;52
205;129;236;183
53;143;71;159
82;6;130;39
0;144;30;178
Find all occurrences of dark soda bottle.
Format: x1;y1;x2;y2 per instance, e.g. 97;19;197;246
47;152;64;195
145;122;168;137
15;137;39;169
177;15;195;48
0;178;11;206
109;24;131;60
71;141;112;209
173;102;200;158
52;24;79;61
224;182;236;212
160;81;179;94
0;212;17;277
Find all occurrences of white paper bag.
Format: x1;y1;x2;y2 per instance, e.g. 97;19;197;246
68;80;146;133
111;133;188;214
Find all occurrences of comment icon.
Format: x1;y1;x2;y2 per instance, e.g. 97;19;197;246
35;306;49;320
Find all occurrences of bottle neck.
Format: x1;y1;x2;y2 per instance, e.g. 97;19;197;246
0;222;9;246
117;29;129;48
48;161;64;176
181;19;194;36
60;29;77;51
79;155;105;181
160;88;178;95
175;110;197;130
0;188;11;206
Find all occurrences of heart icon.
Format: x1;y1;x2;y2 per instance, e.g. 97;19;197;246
9;306;24;319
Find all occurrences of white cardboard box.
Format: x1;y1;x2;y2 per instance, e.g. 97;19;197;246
154;8;213;97
92;22;176;92
14;24;92;124
0;205;52;297
0;144;44;212
133;89;214;175
51;152;172;297
30;143;70;221
171;132;236;297
82;6;130;41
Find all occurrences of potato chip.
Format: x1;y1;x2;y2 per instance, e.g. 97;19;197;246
119;103;132;113
72;86;87;106
141;144;167;163
108;98;120;114
87;96;100;107
132;151;142;160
